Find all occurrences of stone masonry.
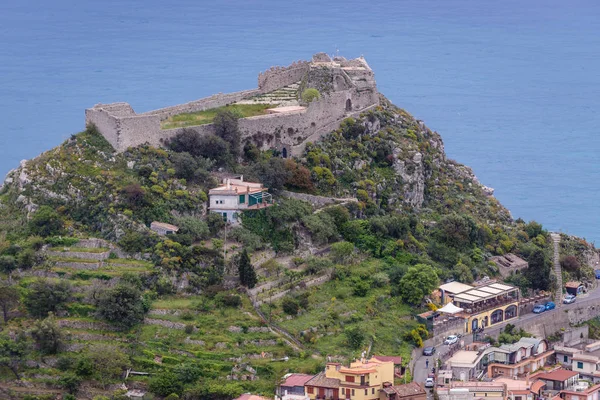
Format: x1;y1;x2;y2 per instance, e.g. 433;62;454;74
85;53;379;155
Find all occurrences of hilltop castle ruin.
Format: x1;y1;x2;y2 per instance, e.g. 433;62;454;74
85;53;379;156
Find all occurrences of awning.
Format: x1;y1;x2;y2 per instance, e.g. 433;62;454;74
438;302;463;314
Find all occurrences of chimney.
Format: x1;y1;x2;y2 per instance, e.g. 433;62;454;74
226;179;230;189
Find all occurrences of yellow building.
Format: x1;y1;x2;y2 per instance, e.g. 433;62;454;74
305;358;395;400
438;282;520;334
453;283;520;333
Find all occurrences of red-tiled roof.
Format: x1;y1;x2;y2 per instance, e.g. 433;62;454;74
387;382;426;397
530;381;546;394
305;372;340;389
538;370;579;382
150;221;179;231
235;394;271;400
565;281;582;288
282;374;314;387
371;355;402;364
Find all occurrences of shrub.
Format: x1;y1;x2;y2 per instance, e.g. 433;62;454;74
352;279;370;297
30;314;63;354
24;279;71;318
330;241;354;264
345;326;365;350
0;255;17;273
56;355;74;371
371;272;390;288
173;216;209;241
149;372;184;397
59;373;81;394
95;284;145;328
302;213;338;245
213;110;241;158
301;88;321;103
282;297;300;315
29;206;64;237
184;324;194;334
215;293;241;308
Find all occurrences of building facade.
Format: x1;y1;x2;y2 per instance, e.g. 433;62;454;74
305;359;395;400
208;176;272;224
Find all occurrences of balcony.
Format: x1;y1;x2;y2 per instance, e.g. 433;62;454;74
459;296;518;316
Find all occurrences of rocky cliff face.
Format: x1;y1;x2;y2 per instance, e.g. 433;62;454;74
300;96;507;225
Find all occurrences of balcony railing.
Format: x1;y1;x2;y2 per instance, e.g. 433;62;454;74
459;296;518;315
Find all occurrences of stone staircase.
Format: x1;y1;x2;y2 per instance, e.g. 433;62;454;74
550;233;563;304
236;82;300;107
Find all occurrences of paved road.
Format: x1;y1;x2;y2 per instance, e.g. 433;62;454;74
412;286;600;385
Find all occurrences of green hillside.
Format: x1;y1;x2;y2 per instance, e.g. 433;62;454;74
0;97;595;400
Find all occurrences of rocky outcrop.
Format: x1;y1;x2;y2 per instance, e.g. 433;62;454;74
392;150;426;208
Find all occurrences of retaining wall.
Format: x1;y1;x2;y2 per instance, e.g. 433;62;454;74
280;190;358;208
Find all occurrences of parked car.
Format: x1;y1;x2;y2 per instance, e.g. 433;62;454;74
564;294;576;304
425;377;435;388
533;304;546;313
595;269;600;279
545;301;556;310
423;346;436;356
444;335;459;345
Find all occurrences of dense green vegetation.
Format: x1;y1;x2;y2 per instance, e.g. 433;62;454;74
0;97;595;399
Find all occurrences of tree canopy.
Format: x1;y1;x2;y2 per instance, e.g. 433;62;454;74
397;264;439;305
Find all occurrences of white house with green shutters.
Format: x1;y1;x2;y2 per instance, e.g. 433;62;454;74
208;176;272;224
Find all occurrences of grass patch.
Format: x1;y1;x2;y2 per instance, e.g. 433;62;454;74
161;104;273;129
106;258;153;267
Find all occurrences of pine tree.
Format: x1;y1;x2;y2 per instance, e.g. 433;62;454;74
238;249;257;288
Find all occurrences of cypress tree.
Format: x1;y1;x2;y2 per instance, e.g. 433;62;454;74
238;249;257;289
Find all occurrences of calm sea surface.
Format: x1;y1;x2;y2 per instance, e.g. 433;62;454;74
1;0;599;242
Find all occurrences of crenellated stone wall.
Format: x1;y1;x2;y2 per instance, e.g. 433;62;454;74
85;53;379;153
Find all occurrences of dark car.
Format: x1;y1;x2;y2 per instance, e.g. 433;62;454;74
423;346;436;356
595;269;600;279
533;304;546;314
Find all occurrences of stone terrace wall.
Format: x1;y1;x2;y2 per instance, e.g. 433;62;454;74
140;89;260;120
258;61;310;93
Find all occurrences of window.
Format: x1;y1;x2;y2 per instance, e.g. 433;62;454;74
239;194;246;204
364;389;367;395
352;389;355;396
345;376;355;383
578;362;584;369
341;389;345;395
372;388;375;394
307;387;314;394
564;355;569;362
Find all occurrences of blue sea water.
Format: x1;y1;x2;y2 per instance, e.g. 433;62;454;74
1;0;599;242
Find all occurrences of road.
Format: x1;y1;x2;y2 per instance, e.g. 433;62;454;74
412;286;600;385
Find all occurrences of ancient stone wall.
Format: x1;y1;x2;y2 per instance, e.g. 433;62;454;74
141;89;260;120
257;61;310;93
86;54;379;153
84;106;120;150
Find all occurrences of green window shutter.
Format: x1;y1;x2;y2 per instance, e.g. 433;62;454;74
239;194;245;204
578;362;584;369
